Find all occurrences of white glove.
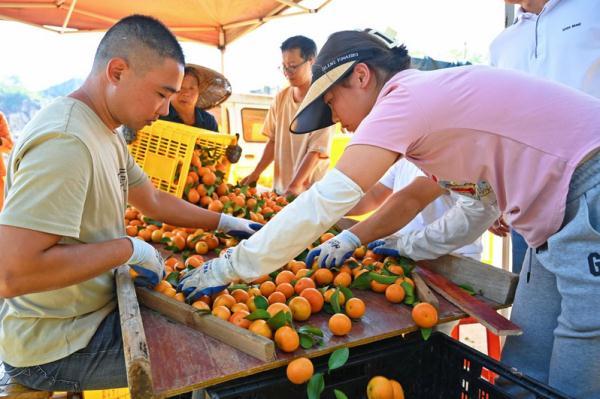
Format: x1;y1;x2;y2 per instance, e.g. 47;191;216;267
178;248;236;302
393;194;500;260
126;236;165;288
305;230;361;268
224;168;364;281
217;213;263;239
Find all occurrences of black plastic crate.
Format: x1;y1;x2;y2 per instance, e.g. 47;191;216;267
205;332;571;399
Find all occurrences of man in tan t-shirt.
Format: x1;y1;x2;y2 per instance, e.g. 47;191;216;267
0;16;260;391
242;36;334;196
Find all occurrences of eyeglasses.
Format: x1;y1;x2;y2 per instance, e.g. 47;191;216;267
278;59;309;74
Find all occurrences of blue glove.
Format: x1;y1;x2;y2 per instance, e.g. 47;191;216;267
368;237;400;258
305;230;361;268
178;255;232;302
217;213;263;239
126;237;165;288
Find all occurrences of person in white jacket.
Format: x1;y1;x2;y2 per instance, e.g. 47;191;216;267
307;158;498;266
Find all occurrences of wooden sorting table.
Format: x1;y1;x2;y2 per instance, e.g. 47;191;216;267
117;252;518;398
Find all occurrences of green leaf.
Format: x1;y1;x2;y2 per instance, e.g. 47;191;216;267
401;281;416;305
142;217;163;227
331;289;342;314
165;245;180;252
254;295;269;310
421;327;432;341
323;302;335;315
459;284;477;296
228;283;249;291
334;390;349;399
269;270;280;279
299;333;315;349
350;271;372;290
307;373;324;399
338;286;354;300
345;259;360;269
328;347;349;372
267;310;290;330
298;325;324;337
295;248;309;262
369;272;398;285
160;237;171;244
245;309;271;321
165;271;179;286
206;185;215;196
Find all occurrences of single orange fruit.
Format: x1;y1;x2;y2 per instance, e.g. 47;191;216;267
295;268;311;279
212;305;231;320
300;288;324;313
320;232;335;243
370;279;389;293
353;246;367;259
345;297;366;319
288;296;312;321
173;292;185;302
125;225;138;237
150;229;163;243
385;284;406;304
387;265;405;276
185;255;204;269
334;272;352;288
329;313;352;336
154;280;172;294
367;376;394;399
390;379;405;399
276;282;295;299
231;302;249;313
260;280;277;297
286;357;314;384
231;289;250;303
313;268;334;286
194;241;209;255
411;302;438;328
191;300;210;311
274;326;300;352
268;291;287;305
294;277;316;295
266;302;291;318
275;270;295;285
187;188;200;203
248;319;272;339
213;294;236;309
229;310;251;329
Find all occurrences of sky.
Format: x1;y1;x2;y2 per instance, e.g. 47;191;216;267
0;0;507;93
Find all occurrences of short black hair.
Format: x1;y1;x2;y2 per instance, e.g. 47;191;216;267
280;35;317;60
92;15;185;73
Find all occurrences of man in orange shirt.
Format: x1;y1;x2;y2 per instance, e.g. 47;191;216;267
0;111;14;210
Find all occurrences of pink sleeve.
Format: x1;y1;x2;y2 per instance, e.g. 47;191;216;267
348;82;428;156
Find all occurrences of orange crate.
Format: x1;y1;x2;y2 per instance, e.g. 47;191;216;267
128;120;233;198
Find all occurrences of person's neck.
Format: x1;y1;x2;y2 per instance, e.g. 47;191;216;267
173;102;195;121
69;79;120;130
292;80;311;103
520;0;548;14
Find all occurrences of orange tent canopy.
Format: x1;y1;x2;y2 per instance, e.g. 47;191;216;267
0;0;332;48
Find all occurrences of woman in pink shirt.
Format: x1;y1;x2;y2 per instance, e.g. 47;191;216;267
180;29;600;397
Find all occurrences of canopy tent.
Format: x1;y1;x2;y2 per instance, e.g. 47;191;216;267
0;0;332;69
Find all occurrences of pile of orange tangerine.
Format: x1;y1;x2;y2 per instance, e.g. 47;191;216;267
133;231;439;354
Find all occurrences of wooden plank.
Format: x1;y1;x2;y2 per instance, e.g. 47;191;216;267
419;254;518;305
115;266;156;399
415;264;522;336
136;287;276;362
412;272;439;310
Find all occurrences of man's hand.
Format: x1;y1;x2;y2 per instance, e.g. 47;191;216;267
240;172;259;187
126;237;165;288
368;237;401;258
217;214;263;239
284;182;306;197
178;256;231;302
488;216;510;237
305;230;361;268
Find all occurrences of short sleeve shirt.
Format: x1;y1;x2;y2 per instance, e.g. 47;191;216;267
350;66;600;247
263;87;334;194
0;97;147;367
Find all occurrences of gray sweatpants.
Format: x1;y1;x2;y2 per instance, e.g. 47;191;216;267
500;152;600;398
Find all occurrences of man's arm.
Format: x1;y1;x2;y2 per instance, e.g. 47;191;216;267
346;183;392;216
349;177;446;244
285;151;321;196
128;179;221;229
0;225;132;298
392;194;501;260
241;139;274;185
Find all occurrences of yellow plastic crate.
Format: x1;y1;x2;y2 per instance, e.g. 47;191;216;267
83;388;130;398
128;120;233;198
